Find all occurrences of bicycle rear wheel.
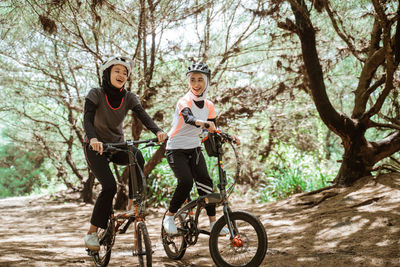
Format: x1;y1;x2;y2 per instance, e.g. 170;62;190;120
161;211;187;260
136;221;152;267
209;211;267;267
92;218;115;267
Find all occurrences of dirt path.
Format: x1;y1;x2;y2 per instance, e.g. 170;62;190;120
0;173;399;266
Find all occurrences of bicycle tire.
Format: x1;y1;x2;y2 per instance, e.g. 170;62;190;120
137;221;152;267
209;211;267;267
92;218;114;267
161;211;187;260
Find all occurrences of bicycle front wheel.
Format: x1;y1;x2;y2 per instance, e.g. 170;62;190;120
92;218;115;267
136;221;152;267
209;211;267;267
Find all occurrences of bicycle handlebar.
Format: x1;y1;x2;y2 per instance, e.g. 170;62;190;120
203;123;237;145
215;131;237;144
103;137;160;153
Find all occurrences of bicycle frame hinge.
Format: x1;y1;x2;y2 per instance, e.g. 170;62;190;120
204;193;222;204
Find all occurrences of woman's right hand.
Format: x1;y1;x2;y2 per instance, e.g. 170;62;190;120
156;131;168;143
90;138;104;155
199;120;216;133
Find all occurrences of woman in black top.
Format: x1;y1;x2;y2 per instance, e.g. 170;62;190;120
83;56;167;251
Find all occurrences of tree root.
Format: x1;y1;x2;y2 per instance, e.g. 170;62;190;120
297;190;339;208
350;197;382;208
300;185;336;197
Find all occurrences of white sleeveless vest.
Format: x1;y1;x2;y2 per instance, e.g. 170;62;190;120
167;92;216;150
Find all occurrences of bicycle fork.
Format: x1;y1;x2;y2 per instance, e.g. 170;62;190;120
222;202;244;248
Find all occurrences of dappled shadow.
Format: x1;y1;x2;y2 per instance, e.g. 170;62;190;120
0;173;399;266
254;173;400;266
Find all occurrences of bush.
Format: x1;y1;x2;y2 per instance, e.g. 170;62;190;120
0;143;53;198
253;142;335;202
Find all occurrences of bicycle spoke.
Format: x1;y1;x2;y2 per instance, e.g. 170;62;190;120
219;227;257;263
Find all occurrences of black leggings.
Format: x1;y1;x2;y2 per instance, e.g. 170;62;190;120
84;143;145;229
166;148;216;216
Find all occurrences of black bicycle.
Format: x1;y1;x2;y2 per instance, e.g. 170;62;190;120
87;138;160;267
161;131;268;267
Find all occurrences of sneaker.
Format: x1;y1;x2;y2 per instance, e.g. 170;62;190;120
163;215;178;235
84;232;100;251
210;221;229;236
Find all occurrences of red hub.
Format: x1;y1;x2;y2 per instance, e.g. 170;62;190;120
232;236;243;248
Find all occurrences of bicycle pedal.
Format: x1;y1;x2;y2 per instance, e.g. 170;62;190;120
86;249;98;256
132;251;147;256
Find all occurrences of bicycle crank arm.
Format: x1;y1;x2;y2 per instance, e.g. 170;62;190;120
119;217;134;234
199;229;210;235
132;249;155;256
176;227;189;233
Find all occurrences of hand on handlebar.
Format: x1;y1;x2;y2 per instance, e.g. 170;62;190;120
156;131;168;143
90;138;104;155
201;121;216;133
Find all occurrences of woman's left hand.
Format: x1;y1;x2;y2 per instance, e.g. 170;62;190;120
156;131;168;143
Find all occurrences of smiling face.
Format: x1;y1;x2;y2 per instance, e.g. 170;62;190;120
189;72;206;96
110;64;128;88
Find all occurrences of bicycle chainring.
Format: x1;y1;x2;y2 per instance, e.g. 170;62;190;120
184;218;198;245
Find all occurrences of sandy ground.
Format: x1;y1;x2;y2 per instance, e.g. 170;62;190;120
0;173;399;267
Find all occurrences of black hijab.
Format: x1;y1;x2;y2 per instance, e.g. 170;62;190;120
102;66;127;108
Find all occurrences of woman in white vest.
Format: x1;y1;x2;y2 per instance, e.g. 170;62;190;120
163;62;239;235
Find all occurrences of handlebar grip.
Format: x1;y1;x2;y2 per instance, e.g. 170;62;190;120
204;122;210;129
149;137;159;143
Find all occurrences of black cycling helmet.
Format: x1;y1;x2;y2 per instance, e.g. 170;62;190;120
186;62;211;78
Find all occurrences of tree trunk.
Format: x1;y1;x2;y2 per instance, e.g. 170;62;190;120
335;143;371;186
114;167;129;210
80;171;95;204
144;144;166;176
114;185;128;210
335;158;371;186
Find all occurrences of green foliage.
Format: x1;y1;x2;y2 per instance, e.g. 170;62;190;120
139;145;176;207
147;157;177;207
252;142;335;203
0;143;54;198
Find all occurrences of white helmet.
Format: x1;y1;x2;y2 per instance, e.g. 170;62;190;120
100;56;134;80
